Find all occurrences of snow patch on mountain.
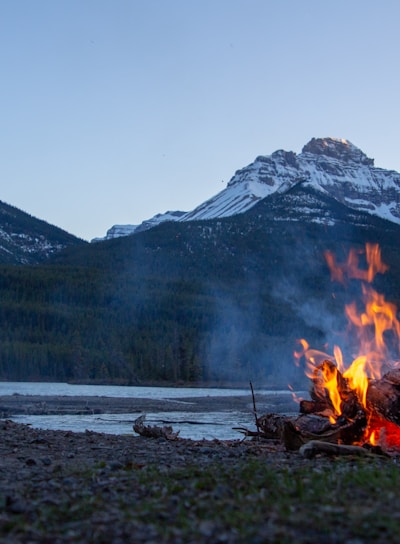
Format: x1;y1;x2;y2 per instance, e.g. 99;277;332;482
179;179;274;222
92;210;186;242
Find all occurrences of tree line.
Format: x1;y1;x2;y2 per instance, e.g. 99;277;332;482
1;207;400;386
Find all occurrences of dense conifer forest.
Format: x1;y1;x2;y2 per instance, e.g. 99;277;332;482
1;196;400;386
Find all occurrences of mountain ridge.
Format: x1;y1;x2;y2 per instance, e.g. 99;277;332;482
95;137;400;241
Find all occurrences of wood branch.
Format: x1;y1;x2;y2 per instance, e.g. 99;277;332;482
133;415;180;440
299;440;371;459
250;381;260;436
232;427;262;438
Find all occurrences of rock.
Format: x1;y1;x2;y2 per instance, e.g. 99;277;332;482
41;457;52;466
25;457;37;466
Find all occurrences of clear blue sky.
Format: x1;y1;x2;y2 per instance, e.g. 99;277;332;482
1;0;399;241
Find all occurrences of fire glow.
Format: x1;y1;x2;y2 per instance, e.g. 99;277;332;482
294;243;400;449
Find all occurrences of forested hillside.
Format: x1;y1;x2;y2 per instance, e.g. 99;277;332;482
0;199;86;264
1;192;400;386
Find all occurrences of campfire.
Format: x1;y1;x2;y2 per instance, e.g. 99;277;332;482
258;243;400;455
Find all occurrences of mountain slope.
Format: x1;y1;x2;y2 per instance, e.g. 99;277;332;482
0;200;86;264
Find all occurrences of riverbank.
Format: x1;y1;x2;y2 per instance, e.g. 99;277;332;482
0;391;298;417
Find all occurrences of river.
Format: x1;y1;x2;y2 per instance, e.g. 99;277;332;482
0;381;300;440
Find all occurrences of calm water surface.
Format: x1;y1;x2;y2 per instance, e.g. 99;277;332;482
1;381;296;440
0;381;291;398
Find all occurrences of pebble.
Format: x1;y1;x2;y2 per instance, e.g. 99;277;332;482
25;457;37;466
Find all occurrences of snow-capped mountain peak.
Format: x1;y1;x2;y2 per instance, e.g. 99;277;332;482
95;137;400;241
178;136;399;225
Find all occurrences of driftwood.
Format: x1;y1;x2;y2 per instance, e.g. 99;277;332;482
299;440;372;459
250;381;261;436
133;415;180;440
255;413;285;440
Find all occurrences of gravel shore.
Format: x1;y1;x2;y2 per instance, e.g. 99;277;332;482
0;417;291;543
1;397;399;543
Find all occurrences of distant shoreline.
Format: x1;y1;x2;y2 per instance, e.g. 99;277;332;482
0;378;299;390
0;392;299;418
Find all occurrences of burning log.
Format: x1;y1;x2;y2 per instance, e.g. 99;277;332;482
253;363;400;453
254;365;400;452
366;368;400;426
301;364;400;426
300;360;363;421
296;363;400;451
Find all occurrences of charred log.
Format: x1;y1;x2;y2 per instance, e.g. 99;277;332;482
255;413;285;440
304;360;363;420
256;412;367;451
281;413;367;451
366;369;400;426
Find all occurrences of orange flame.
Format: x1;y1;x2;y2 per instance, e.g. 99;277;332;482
297;243;400;445
324;243;388;284
369;430;378;446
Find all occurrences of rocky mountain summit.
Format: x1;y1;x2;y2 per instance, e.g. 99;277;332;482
97;137;400;241
301;137;374;165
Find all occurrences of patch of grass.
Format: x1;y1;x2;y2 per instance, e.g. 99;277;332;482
3;456;400;543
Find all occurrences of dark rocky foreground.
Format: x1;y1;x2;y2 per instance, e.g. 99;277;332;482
0;417;267;499
0;416;295;544
2;395;400;543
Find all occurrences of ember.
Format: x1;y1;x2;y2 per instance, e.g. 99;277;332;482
292;243;400;452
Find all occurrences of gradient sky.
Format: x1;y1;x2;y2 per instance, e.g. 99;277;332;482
1;0;399;241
